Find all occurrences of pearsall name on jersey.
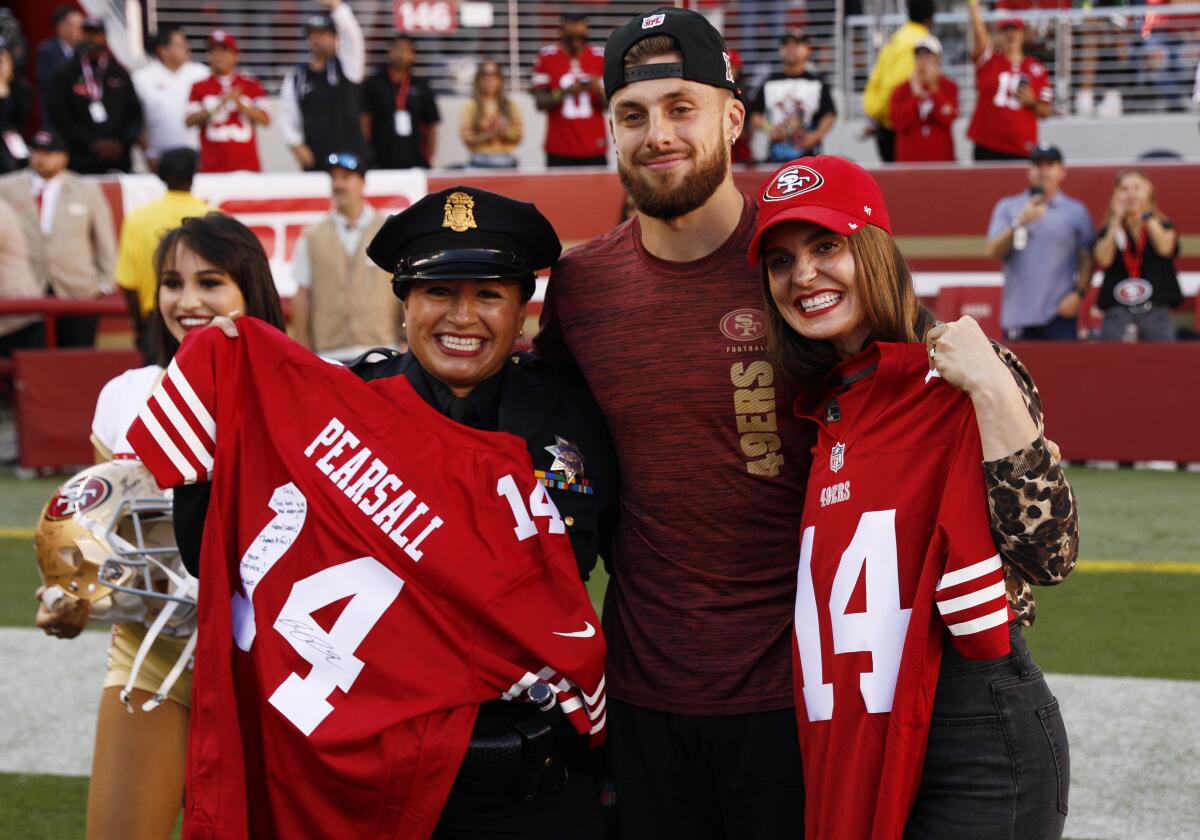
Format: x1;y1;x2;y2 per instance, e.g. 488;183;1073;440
304;417;444;562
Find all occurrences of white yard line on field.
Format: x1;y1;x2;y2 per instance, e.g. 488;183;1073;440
1;629;1197;839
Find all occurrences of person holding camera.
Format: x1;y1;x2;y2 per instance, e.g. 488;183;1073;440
1093;169;1181;341
967;1;1052;161
985;145;1094;341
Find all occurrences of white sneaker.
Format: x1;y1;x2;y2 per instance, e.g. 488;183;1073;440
1075;89;1096;116
1097;89;1123;119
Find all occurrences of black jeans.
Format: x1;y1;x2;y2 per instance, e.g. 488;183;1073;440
606;701;804;840
546;153;607;168
974;144;1030;162
875;125;896;163
905;624;1069;840
432;764;605;840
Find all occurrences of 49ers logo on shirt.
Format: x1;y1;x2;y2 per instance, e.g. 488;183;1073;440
1114;278;1153;306
763;164;825;202
46;476;111;521
720;308;766;342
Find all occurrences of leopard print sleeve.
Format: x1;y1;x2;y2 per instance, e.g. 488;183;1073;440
984;345;1081;626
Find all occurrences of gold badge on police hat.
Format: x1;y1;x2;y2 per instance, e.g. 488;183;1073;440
442;191;477;233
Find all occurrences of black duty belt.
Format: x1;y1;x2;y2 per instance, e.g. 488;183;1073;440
454;687;571;800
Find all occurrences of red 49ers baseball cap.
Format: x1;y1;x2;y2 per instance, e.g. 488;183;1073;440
208;30;239;51
747;155;892;265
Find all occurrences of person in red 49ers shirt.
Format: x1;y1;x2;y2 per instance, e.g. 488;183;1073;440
967;3;1052;161
532;12;607;167
750;156;1070;840
185;31;269;173
889;35;958;162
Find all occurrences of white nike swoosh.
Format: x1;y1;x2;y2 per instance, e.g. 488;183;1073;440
553;622;596;638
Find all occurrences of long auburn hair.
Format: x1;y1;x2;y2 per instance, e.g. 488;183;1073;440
1113;168;1158;216
471;61;515;133
148;213;286;365
762;224;935;394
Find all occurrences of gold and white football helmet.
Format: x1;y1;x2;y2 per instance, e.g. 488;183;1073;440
35;460;198;712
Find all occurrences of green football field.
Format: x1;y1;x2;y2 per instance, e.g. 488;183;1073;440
1;465;1197;839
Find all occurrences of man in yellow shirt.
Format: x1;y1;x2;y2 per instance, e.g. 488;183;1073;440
861;0;934;162
115;147;210;357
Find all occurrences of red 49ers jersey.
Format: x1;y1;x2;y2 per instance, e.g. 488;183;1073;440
127;320;606;840
531;43;608;159
792;342;1011;840
967;46;1051;157
187;73;266;172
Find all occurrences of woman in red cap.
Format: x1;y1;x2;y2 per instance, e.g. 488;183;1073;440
749;156;1070;839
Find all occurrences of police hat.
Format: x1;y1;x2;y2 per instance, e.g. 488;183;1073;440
367;186;562;302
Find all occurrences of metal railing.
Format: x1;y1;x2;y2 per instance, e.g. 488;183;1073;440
844;4;1200;120
141;1;838;97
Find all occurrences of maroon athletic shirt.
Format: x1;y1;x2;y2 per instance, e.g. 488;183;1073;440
536;196;814;714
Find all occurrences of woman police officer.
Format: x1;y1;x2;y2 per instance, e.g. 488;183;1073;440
175;185;615;838
359;186;615;837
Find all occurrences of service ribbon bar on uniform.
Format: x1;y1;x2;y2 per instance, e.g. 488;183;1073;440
534;470;594;494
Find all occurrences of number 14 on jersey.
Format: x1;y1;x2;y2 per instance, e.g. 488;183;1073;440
794;510;912;722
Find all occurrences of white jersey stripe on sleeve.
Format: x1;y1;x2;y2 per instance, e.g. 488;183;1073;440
589;712;607;735
585;693;606;720
582;675;605;707
500;671;540;701
947;605;1010;637
936;580;1007;616
936;554;1001;592
137;403;197;483
559;696;583;714
167;361;216;443
153;389;214;473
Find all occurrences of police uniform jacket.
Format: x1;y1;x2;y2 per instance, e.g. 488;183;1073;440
351;347;617;582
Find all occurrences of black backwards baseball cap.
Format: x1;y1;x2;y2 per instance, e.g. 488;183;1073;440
30;130;67;153
305;13;336;32
603;6;737;99
367;186;561;302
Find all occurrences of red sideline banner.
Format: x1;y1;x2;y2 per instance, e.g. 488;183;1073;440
1011;342;1200;462
14;349;144;468
117;171;428;297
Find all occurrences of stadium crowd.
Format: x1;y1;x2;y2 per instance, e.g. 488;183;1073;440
0;1;1188;360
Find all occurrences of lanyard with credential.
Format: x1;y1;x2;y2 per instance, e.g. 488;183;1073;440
393;73;411;112
1121;224;1149;280
80;56;108;102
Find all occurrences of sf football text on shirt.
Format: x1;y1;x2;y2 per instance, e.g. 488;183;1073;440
128;320;606;840
531;44;607;158
794;342;1011;839
968;46;1051;157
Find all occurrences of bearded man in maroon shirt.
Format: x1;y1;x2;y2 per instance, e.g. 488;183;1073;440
537;6;1077;838
536;10;811;835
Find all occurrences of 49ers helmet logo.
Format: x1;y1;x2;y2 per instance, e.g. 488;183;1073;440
763;165;825;202
46;476;112;521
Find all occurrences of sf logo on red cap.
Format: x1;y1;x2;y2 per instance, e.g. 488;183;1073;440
763;165;825;202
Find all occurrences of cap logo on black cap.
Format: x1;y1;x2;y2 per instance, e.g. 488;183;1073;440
642;13;665;29
723;52;735;83
442;191;477;233
763;164;825;202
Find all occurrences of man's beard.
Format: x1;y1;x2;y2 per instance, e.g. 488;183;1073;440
618;142;729;222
